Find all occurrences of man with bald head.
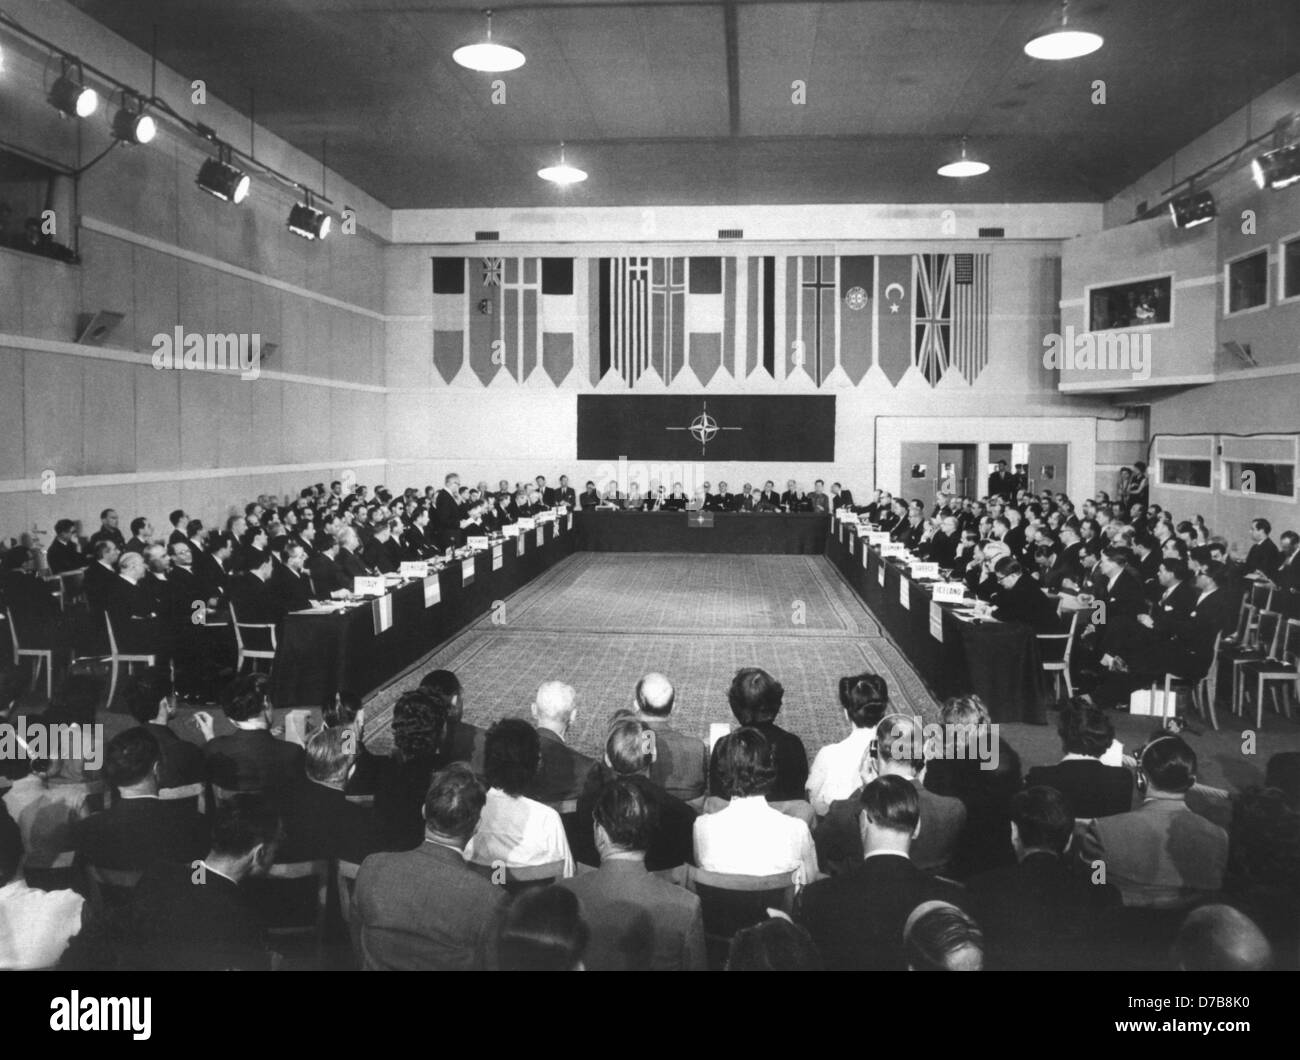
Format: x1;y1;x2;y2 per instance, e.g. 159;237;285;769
1172;905;1273;971
635;672;707;802
526;681;596;805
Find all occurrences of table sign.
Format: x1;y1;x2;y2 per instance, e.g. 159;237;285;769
492;545;504;571
502;524;520;538
929;600;944;642
399;561;428;578
881;541;907;558
534;527;544;548
910;561;940;580
932;582;967;603
867;531;891;546
461;557;475;585
372;594;394;634
423;574;440;608
518;517;537;531
899;575;911;608
467;535;489;551
352;576;385;597
517;531;527;554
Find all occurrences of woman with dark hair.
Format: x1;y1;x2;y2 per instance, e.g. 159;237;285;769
497;886;589;971
465;718;574;876
694;727;817;884
806;673;889;816
372;689;450;849
727;915;823;971
708;668;808;802
1023;697;1132;819
903;901;984;971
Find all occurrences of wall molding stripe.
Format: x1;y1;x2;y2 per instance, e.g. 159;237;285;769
0;459;387;495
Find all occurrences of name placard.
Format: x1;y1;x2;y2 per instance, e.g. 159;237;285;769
467;536;489;550
492;545;503;571
899;575;911;609
461;557;475;584
518;517;537;531
910;561;940;580
932;582;967;603
930;600;944;642
352;576;385;597
399;561;428;578
534;527;543;548
423;574;440;608
867;531;892;546
502;524;521;538
881;542;907;558
517;531;527;554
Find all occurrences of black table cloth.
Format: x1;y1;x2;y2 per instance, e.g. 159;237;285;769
574;511;830;554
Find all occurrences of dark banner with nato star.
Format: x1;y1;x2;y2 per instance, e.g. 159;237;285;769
576;395;836;461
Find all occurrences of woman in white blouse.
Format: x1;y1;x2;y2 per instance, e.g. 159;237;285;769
806;674;890;817
694;728;817;886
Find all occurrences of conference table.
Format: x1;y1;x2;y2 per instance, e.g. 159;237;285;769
575;510;830;554
273;516;575;706
824;521;1049;724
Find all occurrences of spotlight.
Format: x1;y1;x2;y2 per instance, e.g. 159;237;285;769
1168;189;1217;229
1024;0;1103;60
196;156;250;204
538;143;587;186
453;10;526;72
48;73;99;118
1252;144;1300;191
112;98;156;145
937;138;989;178
287;201;331;240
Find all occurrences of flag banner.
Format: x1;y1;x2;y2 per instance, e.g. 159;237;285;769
745;256;776;378
839;256;873;384
461;557;475;585
651;257;686;383
577;395;835;461
423;574;440;608
599;256;652;386
469;256;504;385
432;257;467;383
372;595;394;634
540;258;576;384
686;256;735;385
501;257;540;382
951;253;991;384
914;253;953;387
877;255;913;386
492;544;504;570
786;255;837;385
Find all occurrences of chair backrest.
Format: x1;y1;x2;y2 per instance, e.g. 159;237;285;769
546;799;578;816
683;866;797;964
159;782;206;814
210;783;247;805
5;607;21;658
229;603;246;650
269;859;330;881
1281;619;1300;663
1202;631;1224;683
1232;602;1256;643
337;859;362;923
502;859;567;883
103;610;119;654
1258;610;1284;658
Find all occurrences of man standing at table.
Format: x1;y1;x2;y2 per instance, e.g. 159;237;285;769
555;476;577;509
809;480;831;514
433;473;465;550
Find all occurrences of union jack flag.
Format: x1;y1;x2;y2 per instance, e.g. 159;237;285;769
914;253;953;387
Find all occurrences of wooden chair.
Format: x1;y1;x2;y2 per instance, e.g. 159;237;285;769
159;782;207;814
469;858;568;894
104;612;157;710
6;606;53;700
1248;581;1275;622
1233;610;1282;715
680;865;798;969
229;603;277;675
265;859;331;943
1240;618;1300;729
1038;610;1081;700
336;859;362;927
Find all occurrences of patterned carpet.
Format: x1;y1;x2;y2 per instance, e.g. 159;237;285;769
362;553;939;760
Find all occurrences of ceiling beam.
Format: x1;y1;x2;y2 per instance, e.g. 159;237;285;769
724;1;740;136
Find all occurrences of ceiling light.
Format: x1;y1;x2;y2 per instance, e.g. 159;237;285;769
48;72;98;118
937;139;989;178
453;10;525;73
1168;189;1216;229
196;155;251;204
112;97;156;145
288;200;331;240
1024;1;1104;61
538;143;587;186
1252;144;1300;191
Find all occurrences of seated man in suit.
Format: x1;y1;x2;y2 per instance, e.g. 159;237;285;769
1078;734;1228;909
524;681;596;805
72;728;208;871
1244;518;1280;577
572;717;696;872
400;506;436;558
702;482;732;512
561;779;705;971
1023;698;1133;818
554;475;577;509
125;795;280;971
361;519;402;574
277;728;383;867
968;786;1121;970
105;551;167;656
270;542;315;614
921;515;961;568
46;519;85;574
815;713;966;877
756;481;782;512
642;484;671;511
81;538;119;613
830;482;854;512
636;672;707;801
733;483;758;512
808;479;831;514
781;480;806;512
419;668;485;775
125;668;205;789
356;764;506;967
166;509;189;549
203;673;305;795
598;480;623;509
88;508;126;552
664;482;689;511
578;481;601;509
307;531;349;595
122;516;153;556
990;556;1060;631
797;775;968;971
227;550;283;654
336;526;376;586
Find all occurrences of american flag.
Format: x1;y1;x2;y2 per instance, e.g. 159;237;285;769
951;253;990;383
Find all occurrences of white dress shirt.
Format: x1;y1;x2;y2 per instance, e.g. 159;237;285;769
806;726;874;817
0;880;84;970
465;787;574;877
693;795;817;886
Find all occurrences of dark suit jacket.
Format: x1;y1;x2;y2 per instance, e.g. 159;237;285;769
126;861;270;971
193;549;228;603
270;564;315;614
831;490;855;511
72;796;208;871
968;851;1122;970
1152;579;1199;620
166;565;206;624
556;487;577;508
203;728;305;794
46;538;85;574
104;576;162;652
560;859;706;971
797;853;968;970
992;575;1059;631
525;728;596;805
354;841;508;970
1023;758;1135;819
643;717;708;801
278;778;384;865
578;490;601;510
923;531;960;568
401;525;436;559
308;551;349;595
362;536;401;574
123;536;149;556
89;527;126;552
229;571;283;625
572;769;696;872
372;754;438;851
815;778;967;876
1245;538;1280;576
702;492;731;512
709;722;808;803
338;547;373;586
145;722;205;789
781;490;805;511
167;529;189;548
432;490;463;548
82;561;118;612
